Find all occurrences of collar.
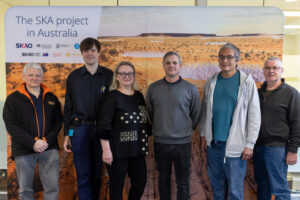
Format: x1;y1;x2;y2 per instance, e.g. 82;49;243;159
25;86;43;100
17;83;51;100
261;78;285;91
163;76;182;84
80;65;102;75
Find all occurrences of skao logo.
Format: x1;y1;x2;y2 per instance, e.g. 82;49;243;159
43;53;49;57
16;43;33;48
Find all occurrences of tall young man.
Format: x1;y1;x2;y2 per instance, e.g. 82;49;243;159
63;37;113;200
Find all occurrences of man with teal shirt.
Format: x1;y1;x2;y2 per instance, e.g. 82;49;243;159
212;69;240;142
199;42;261;200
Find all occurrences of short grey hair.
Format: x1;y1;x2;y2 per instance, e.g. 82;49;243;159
218;42;241;61
163;51;182;65
264;57;283;68
23;63;44;75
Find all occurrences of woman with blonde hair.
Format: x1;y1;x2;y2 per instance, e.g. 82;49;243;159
96;61;151;200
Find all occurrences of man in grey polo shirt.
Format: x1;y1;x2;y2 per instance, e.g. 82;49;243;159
146;51;201;200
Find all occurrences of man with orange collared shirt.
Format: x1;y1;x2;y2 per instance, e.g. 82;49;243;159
3;63;62;200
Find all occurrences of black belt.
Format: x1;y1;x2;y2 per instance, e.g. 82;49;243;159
73;118;96;126
81;120;96;125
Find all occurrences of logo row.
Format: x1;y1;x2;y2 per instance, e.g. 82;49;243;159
16;43;80;49
21;52;81;57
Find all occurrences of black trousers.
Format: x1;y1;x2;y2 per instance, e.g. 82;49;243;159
154;142;192;200
107;155;147;200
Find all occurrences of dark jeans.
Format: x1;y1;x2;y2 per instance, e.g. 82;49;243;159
71;124;102;200
253;146;291;200
154;142;191;200
207;140;246;200
107;155;147;200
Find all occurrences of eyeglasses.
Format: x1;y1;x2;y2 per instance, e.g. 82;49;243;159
117;72;135;78
218;55;237;61
263;66;282;71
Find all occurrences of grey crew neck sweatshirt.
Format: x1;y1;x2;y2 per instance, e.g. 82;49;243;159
146;78;201;144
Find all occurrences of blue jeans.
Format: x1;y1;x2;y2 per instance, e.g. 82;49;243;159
253;146;291;200
14;149;59;200
207;141;246;200
154;142;191;200
71;124;102;200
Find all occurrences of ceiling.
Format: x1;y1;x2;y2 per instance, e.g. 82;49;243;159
0;0;300;8
266;0;300;35
1;0;300;35
207;0;300;35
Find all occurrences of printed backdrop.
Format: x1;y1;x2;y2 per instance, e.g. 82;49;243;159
5;6;284;200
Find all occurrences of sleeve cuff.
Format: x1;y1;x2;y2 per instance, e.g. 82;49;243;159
199;129;205;136
42;137;47;143
245;141;255;149
96;130;112;140
287;146;298;153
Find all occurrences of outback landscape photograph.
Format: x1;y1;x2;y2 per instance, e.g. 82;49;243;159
5;6;283;199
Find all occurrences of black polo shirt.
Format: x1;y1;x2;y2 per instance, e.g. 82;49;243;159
63;65;113;135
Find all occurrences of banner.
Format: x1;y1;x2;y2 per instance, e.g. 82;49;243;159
5;6;284;200
5;7;102;63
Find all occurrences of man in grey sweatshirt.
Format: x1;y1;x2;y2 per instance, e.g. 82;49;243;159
199;43;261;200
146;51;201;200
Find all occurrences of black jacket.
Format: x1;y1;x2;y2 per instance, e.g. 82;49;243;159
3;83;63;158
257;80;300;153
